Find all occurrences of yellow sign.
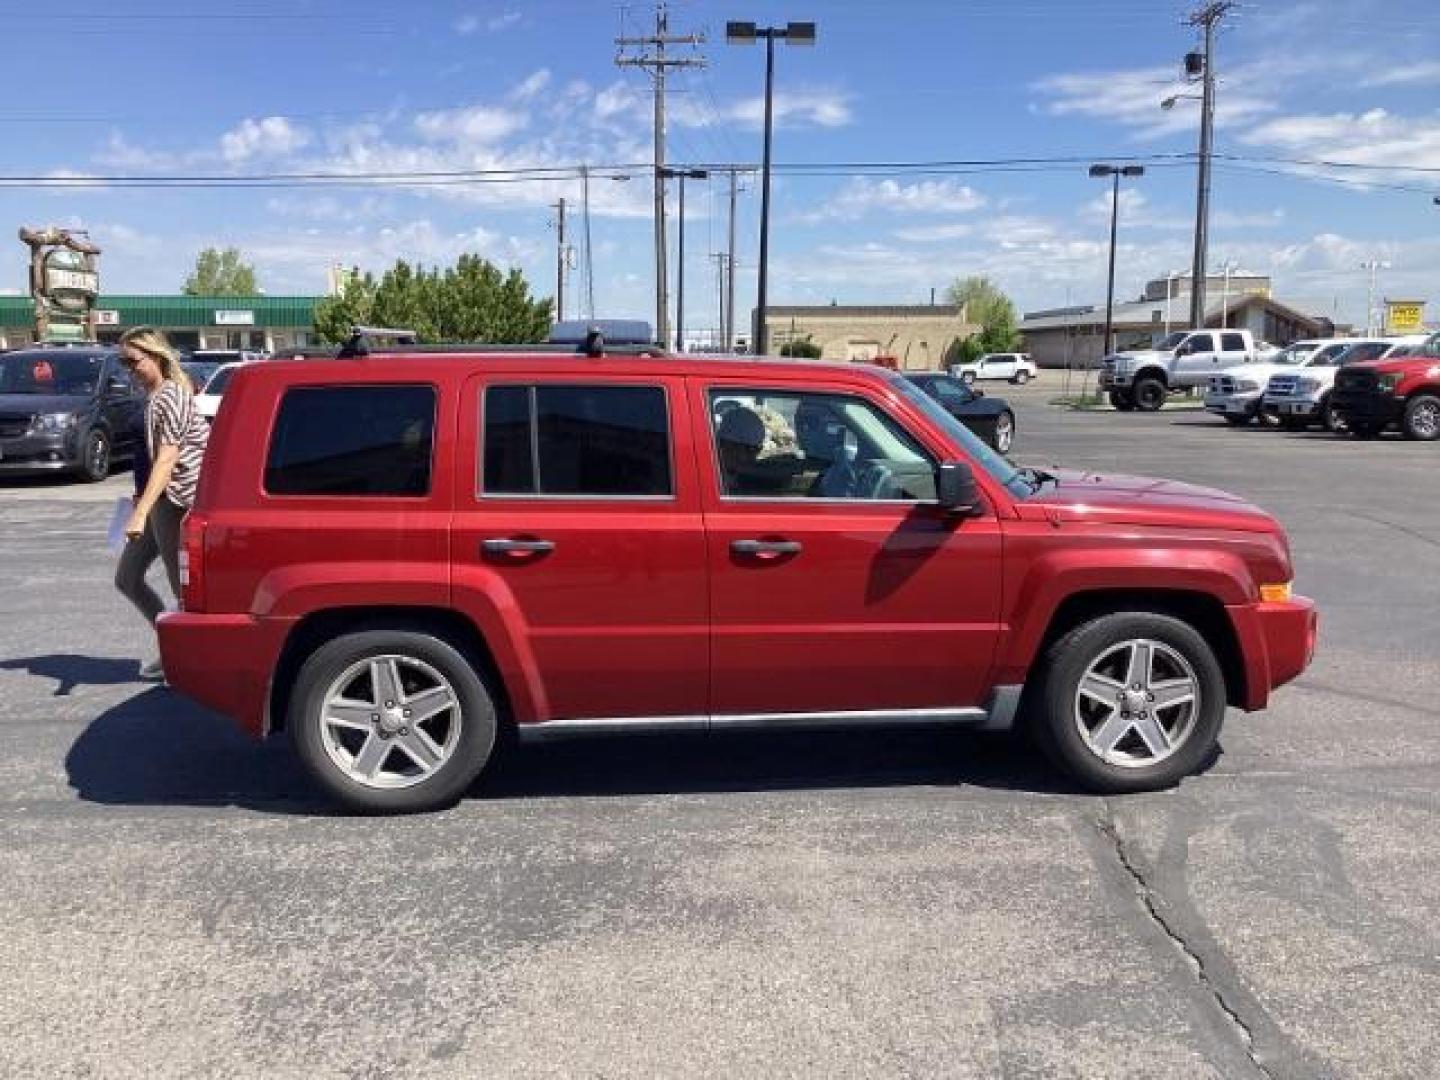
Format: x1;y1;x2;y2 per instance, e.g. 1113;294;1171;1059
1386;300;1424;334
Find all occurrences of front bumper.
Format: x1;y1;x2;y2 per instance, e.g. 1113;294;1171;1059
1330;390;1403;425
1098;371;1130;389
1227;596;1318;711
0;431;80;473
1204;390;1260;416
157;611;297;738
1263;394;1322;418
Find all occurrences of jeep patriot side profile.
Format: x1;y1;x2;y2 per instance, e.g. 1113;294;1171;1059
158;346;1317;812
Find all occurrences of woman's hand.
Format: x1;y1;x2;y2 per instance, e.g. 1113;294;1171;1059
124;506;148;541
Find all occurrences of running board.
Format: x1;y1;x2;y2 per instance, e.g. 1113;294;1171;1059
516;685;1022;743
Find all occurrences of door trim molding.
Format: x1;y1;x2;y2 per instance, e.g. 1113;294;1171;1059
514;688;1022;742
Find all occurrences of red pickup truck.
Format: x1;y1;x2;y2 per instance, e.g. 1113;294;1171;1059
1331;331;1440;440
158;342;1316;812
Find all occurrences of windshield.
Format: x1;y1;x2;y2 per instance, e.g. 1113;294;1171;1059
0;352;106;396
1306;343;1352;367
1272;343;1317;366
1333;342;1389;366
182;361;221;388
892;377;1030;498
1153;332;1187;350
203;365;239;395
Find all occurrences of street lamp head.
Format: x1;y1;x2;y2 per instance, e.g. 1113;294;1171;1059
726;21;757;45
1088;164;1115;178
785;21;817;45
1121;165;1145;177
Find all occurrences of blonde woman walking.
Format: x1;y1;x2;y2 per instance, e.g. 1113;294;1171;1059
114;327;208;680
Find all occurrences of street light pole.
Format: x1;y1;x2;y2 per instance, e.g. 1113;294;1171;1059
1183;2;1231;329
1090;163;1145;357
660;167;708;352
1360;259;1391;336
728;20;816;356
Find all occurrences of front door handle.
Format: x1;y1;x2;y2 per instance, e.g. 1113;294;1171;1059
482;538;555;557
731;539;802;557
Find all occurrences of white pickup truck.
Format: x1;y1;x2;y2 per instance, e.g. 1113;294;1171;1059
1204;338;1352;426
1262;336;1428;431
1100;328;1256;411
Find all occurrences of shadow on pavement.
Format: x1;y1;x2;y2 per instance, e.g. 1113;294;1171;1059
65;688;1084;812
64;688;326;814
0;654;143;697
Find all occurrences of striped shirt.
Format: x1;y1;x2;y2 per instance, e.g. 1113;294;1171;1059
146;378;209;509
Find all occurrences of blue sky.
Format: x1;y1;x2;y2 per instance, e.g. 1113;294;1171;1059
3;0;1439;333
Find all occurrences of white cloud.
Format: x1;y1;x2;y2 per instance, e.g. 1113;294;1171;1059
893;223;974;242
454;14;481;34
96;131;183;171
488;12;521;31
509;69;551;102
413;104;527;144
454;11;520;35
1241;108;1440;172
1362;61;1440;88
220;117;311;163
673;89;852;131
804;178;986;223
1032;63;1279;140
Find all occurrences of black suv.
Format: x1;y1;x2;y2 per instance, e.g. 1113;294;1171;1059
0;346;145;481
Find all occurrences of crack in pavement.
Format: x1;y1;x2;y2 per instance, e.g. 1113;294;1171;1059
1095;809;1269;1080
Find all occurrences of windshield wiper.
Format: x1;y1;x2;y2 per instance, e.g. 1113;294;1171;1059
1016;466;1058;491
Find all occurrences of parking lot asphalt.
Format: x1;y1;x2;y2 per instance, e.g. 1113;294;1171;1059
1;379;1437;1079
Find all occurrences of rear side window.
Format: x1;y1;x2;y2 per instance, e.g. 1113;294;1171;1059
1221;332;1247;352
265;385;435;496
483;384;671;497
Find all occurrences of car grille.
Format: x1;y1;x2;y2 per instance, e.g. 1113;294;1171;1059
1267;375;1299;396
0;414;34;438
1101;359;1116;375
1336;370;1378;393
1217;376;1237;394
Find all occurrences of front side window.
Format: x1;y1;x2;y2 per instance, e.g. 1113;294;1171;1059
709;388;936;501
1184;333;1216;353
482;384;672;497
265;384;435;496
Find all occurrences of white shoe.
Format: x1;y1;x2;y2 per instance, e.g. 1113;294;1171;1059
138;657;165;682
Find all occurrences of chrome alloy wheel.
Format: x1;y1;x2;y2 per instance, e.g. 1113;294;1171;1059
319;654;462;789
1411;398;1440;439
993;412;1014;454
1073;638;1200;768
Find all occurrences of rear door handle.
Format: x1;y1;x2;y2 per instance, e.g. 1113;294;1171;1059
482;538;555;556
731;539;802;557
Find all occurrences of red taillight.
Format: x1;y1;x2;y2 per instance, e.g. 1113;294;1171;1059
180;511;207;612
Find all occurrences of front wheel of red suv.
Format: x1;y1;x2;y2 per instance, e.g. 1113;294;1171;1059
1028;612;1226;793
1402;394;1440;441
288;630;497;813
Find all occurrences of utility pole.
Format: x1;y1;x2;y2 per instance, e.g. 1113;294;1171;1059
616;4;705;347
1185;1;1233;329
580;165;596;320
552;197;567;323
726;169;740;351
711;252;729;351
1360;259;1390;336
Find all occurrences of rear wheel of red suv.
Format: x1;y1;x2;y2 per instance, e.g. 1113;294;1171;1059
288;630;497;813
1029;612;1225;793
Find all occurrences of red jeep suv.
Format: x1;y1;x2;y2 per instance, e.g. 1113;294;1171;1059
158;341;1317;811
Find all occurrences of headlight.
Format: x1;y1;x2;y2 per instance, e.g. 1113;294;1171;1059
1379;373;1402;392
31;413;78;433
1294;378;1321;393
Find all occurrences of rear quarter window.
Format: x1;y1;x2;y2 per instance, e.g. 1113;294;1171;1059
265;384;436;497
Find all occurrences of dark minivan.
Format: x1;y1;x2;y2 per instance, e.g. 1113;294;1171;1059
0;346;145;481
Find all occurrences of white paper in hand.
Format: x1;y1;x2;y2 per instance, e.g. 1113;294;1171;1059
107;496;132;554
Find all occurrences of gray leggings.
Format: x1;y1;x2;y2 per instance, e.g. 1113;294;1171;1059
114;496;186;626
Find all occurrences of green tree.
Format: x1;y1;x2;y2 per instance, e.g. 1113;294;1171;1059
183;247;259;295
312;254;552;344
946;274;1021;354
778;336;822;359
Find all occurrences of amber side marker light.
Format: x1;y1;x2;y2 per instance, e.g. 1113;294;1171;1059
1260;582;1293;603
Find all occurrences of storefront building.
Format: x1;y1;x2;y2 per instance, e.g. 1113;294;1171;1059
0;295;320;352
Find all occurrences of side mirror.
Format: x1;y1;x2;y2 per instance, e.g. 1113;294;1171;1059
935;460;981;514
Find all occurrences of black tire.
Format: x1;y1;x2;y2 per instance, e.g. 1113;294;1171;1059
288;629;497;813
1223;414;1252;427
1350;422;1381;440
1320;397;1343;434
1012;370;1030;385
1401;394;1440;441
77;427;111;482
1027;612;1226;793
1109;390;1136;412
1279;416;1308;432
991;410;1016;454
1132;376;1166;412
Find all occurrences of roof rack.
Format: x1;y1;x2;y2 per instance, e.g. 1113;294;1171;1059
295;324;669;361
